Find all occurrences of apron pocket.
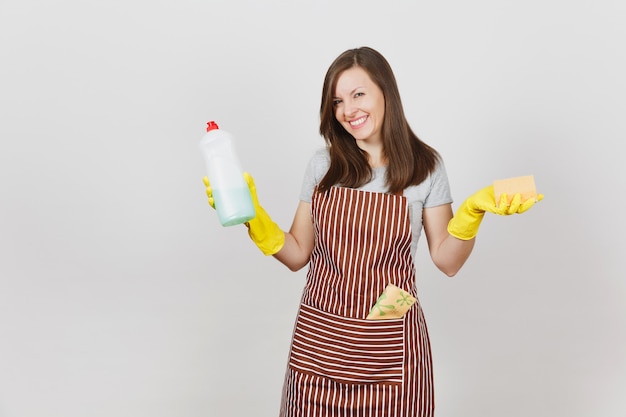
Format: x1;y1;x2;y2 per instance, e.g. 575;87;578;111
288;303;405;385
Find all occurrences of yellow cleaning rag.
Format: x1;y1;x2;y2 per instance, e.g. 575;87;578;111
366;284;416;320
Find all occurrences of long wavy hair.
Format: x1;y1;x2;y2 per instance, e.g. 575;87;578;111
318;47;440;195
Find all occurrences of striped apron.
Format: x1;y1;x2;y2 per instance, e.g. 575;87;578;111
280;186;434;417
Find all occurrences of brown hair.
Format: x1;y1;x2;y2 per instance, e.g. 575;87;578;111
318;46;440;195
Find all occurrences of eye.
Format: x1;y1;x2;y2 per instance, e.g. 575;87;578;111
354;92;365;98
332;98;343;106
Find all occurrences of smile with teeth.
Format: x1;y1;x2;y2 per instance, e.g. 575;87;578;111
349;116;367;127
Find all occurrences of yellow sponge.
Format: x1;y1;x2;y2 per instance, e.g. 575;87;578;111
493;175;537;205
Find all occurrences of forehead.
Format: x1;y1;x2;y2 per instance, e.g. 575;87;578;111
334;66;376;94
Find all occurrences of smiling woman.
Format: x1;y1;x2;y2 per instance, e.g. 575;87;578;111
203;46;543;417
317;47;442;195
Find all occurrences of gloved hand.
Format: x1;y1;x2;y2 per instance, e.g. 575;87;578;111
447;185;543;240
243;172;285;256
203;176;216;209
202;173;285;256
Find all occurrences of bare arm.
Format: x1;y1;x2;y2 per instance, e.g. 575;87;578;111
273;201;315;272
423;204;475;277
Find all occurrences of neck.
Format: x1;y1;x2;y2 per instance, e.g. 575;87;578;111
367;151;387;168
358;143;385;168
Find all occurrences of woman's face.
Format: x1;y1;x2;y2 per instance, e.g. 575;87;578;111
333;66;385;146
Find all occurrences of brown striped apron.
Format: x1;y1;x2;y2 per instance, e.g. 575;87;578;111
280;186;434;417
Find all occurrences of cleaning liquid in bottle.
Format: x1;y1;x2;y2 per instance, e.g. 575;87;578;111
199;121;255;226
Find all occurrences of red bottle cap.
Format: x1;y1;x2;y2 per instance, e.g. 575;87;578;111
206;121;219;132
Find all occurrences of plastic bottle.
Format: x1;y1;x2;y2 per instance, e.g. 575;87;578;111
199;121;255;226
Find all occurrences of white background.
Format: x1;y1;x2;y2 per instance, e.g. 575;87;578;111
1;1;624;416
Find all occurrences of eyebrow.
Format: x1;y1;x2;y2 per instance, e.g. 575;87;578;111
333;86;365;98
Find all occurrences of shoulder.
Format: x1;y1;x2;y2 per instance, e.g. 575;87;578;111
310;147;330;165
306;147;330;180
404;157;452;206
299;147;330;203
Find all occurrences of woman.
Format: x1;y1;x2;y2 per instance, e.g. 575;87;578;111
204;46;541;417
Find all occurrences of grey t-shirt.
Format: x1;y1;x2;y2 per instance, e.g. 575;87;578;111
299;147;453;259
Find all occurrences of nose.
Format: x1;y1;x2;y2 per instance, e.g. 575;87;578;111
342;99;357;118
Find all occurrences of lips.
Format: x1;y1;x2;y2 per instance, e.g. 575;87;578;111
349;116;367;128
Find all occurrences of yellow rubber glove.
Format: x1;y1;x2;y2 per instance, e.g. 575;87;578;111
447;185;544;240
243;172;285;256
202;174;285;255
203;176;216;209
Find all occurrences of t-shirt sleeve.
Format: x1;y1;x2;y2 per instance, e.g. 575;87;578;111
299;147;330;203
423;158;453;208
